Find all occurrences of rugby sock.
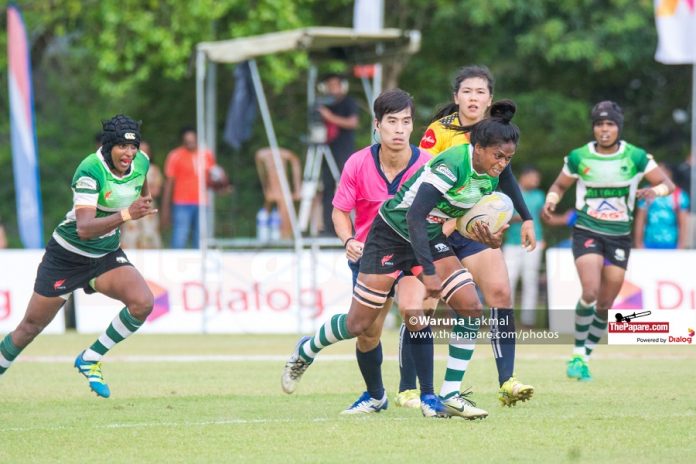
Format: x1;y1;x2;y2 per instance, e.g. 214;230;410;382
490;307;516;386
398;323;418;392
298;314;352;363
573;299;595;359
0;334;22;376
82;307;144;362
439;317;479;399
584;311;608;359
356;342;384;400
408;326;434;395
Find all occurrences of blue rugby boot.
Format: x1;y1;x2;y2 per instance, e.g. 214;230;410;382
74;351;110;398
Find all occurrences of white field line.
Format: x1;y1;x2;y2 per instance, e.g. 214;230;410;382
2;416;413;433
4;411;695;433
20;352;694;363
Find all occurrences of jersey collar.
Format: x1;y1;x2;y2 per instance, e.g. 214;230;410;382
371;144;421;195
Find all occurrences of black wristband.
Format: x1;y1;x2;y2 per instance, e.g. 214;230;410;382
343;236;355;248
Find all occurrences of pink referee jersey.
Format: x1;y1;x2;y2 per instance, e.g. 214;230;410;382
332;144;430;242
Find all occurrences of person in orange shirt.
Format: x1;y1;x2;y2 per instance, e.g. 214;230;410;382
161;126;219;249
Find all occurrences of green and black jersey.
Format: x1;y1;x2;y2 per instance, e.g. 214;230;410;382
379;143;498;241
53;150;149;257
563;141;656;236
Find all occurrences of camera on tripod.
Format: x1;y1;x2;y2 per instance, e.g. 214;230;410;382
308;94;337;144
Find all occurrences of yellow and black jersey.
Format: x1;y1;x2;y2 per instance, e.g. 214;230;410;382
418;113;471;157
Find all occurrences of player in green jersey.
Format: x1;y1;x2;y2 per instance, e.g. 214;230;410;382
282;101;520;419
543;101;674;381
0;115;157;398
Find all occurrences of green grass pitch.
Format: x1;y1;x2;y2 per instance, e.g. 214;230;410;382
0;332;694;463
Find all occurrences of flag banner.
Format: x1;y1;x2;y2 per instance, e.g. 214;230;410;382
655;0;696;64
7;4;43;248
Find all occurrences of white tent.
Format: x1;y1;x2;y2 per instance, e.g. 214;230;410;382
194;27;420;330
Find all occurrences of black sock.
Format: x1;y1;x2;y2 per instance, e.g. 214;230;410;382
356;342;384;400
408;326;434;396
398;323;418;392
491;307;516;385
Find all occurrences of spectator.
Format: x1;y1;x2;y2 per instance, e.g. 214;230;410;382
317;73;359;235
503;166;545;327
121;141;164;248
634;163;689;249
161;126;226;249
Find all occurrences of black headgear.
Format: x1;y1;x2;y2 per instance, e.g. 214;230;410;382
591;101;624;131
100;114;141;169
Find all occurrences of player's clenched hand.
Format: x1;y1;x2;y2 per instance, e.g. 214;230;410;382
345;239;364;263
470;222;508;249
422;273;442;299
128;196;158;220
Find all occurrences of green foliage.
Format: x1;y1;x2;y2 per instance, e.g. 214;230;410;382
0;0;692;246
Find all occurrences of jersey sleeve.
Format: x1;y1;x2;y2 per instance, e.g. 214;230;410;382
562;151;580;178
421;151;460;193
71;161;101;208
640;153;658;174
332;156;358;212
418;123;445;156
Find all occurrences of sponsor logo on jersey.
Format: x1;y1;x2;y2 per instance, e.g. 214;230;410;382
595;200;618;212
116;256;129;264
584;238;596;248
435;164;457;182
124;132;136;140
583;166;591;175
614;248;626;262
420;129;436;149
105;191;112;199
434;243;450;253
426;214;447;224
75;176;97;191
381;254;394;267
53;279;66;290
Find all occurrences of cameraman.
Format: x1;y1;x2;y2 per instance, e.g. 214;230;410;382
317;73;359;236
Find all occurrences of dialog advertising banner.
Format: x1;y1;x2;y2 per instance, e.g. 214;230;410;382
546;248;696;341
0;250;65;333
74;249;353;334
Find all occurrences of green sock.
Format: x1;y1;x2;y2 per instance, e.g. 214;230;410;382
298;314;353;363
573;299;595;358
82;307;144;362
585;311;608;358
439;317;479;399
0;333;22;375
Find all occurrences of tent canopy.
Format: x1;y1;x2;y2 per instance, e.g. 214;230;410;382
197;26;420;64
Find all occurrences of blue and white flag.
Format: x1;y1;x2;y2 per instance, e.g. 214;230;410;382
7;4;43;248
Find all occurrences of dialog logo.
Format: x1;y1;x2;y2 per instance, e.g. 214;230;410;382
146;280;170;322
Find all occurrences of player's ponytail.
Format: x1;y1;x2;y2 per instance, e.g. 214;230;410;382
470;99;520;148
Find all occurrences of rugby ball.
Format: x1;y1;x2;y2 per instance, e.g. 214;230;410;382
456;192;514;239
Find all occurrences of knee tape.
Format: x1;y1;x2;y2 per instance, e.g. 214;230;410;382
441;269;474;304
353;280;390;309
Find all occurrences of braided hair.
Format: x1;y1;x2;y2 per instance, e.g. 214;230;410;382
100;114;141;170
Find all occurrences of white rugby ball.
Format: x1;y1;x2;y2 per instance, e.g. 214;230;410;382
456;192;514;239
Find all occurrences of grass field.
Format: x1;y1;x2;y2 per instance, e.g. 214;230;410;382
1;332;694;463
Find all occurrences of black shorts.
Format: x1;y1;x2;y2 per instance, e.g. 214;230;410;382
34;238;133;297
359;215;455;276
448;231;489;260
571;227;632;269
